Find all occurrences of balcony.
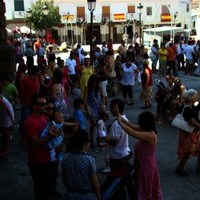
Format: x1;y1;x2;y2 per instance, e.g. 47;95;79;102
14;11;26;19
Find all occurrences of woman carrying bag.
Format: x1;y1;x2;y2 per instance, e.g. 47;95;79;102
175;89;200;175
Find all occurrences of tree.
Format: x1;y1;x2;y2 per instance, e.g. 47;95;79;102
25;0;61;32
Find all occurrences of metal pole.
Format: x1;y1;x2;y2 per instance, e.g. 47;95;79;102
90;10;93;64
30;21;32;44
71;21;73;48
139;13;142;45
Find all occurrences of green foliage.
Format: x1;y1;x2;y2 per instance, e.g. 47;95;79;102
25;0;61;31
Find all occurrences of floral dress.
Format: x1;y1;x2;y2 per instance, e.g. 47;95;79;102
178;105;200;160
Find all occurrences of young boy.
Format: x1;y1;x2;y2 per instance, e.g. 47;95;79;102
105;98;131;172
73;98;86;130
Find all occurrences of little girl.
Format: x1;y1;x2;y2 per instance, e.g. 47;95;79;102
96;109;110;173
96;109;108;148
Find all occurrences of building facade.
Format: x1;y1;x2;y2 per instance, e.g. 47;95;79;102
5;0;192;44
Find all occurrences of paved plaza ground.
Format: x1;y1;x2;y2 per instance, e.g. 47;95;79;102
1;52;200;199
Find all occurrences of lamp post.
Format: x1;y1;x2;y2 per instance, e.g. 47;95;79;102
87;0;96;64
173;12;178;42
27;9;32;44
137;3;143;45
42;5;49;41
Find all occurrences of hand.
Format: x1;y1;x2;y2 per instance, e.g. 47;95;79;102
113;104;122;123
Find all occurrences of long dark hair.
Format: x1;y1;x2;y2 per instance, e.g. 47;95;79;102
138;111;157;134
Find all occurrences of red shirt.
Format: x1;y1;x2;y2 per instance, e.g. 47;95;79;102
21;76;40;107
167;47;176;61
24;114;50;164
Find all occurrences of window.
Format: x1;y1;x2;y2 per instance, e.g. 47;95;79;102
186;4;189;12
77;7;85;21
102;6;110;18
14;0;24;11
161;5;170;14
128;5;135;13
147;7;152;16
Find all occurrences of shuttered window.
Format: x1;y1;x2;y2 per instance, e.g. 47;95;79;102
128;6;135;13
14;0;24;11
102;6;110;18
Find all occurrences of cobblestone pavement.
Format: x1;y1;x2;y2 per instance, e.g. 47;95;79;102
1;66;200;199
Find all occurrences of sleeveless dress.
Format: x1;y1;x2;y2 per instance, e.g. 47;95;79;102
134;140;163;200
80;67;93;98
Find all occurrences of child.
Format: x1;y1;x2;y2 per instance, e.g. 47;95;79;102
96;109;108;149
73;98;86;130
105;98;131;172
72;81;81;97
40;111;65;161
96;109;110;173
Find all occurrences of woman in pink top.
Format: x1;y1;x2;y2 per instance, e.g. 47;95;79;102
114;107;163;200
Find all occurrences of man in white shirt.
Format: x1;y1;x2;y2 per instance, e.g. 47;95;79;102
106;98;130;172
176;40;185;70
65;51;77;90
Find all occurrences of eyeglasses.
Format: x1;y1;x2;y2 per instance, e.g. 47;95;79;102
37;102;46;106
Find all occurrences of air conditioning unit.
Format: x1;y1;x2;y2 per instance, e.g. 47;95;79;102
102;17;109;23
77;17;83;23
127;13;135;20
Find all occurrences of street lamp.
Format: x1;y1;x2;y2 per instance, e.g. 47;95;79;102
42;5;49;40
87;0;96;64
137;3;143;45
27;8;32;44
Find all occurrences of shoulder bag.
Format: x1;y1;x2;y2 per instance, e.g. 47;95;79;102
171;106;195;133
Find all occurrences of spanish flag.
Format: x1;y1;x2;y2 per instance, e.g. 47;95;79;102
114;13;125;21
161;14;171;22
63;14;74;20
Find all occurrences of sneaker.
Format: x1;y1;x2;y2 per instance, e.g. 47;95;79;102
102;168;111;173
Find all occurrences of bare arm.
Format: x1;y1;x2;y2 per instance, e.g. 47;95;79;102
188;118;200;130
120;117;140;131
113;104;156;144
118;119;156;144
91;173;101;200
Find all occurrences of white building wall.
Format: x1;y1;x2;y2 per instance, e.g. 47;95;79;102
5;0;192;28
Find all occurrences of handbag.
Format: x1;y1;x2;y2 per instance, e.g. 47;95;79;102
171;106;195;133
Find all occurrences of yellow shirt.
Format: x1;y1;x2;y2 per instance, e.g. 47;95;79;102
158;48;168;61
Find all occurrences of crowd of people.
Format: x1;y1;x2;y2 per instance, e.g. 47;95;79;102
1;36;200;200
